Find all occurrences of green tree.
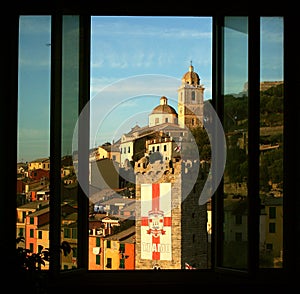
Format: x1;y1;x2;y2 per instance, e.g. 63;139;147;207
190;126;211;160
225;146;247;183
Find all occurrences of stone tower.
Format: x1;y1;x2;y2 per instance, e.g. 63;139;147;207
134;156;208;269
177;62;204;129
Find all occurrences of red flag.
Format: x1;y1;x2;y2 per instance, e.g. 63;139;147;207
185;262;196;269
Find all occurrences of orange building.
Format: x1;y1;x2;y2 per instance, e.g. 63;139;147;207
89;225;135;270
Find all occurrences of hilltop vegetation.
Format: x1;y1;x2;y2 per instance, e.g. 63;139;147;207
190;84;284;193
223;83;284;133
213;83;284;193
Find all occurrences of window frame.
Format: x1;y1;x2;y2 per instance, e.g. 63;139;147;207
2;3;297;290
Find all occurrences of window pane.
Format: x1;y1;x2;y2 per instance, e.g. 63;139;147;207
61;15;80;270
16;15;81;272
16;15;51;270
89;16;213;270
259;16;284;268
222;16;248;270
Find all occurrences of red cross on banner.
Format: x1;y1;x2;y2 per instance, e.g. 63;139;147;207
141;183;172;261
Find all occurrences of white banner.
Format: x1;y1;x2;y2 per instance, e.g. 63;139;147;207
140;183;172;261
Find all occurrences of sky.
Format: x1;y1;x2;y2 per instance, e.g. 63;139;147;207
17;16;283;162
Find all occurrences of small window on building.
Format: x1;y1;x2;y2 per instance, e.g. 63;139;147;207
235;215;242;225
269;206;276;219
120;258;125;269
96;255;101;265
269;222;276;233
96;237;101;247
235;232;243;242
119;243;125;253
191;91;195;101
106;257;112;268
18;228;24;237
38;245;43;253
266;243;273;251
64;228;71;238
72;228;77;239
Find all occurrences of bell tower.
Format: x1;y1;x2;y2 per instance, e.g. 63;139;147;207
177;62;204;129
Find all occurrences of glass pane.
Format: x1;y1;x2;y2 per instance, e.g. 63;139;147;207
61;15;80;270
16;15;81;274
222;16;248;270
259;17;284;268
89;16;213;270
16;16;51;270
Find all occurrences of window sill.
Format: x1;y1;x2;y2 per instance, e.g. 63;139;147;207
44;268;291;291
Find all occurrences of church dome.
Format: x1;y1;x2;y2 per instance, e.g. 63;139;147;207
151;96;177;115
148;96;178;127
181;63;200;86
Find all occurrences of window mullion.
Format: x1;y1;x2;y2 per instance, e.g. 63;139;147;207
247;15;260;276
77;14;91;270
50;13;63;277
212;14;225;270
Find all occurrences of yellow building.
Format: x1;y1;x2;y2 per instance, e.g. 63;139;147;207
28;157;50;171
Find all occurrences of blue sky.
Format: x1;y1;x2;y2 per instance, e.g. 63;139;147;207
17;16;283;162
89;16;213;149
